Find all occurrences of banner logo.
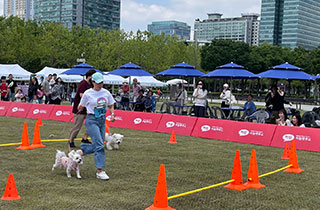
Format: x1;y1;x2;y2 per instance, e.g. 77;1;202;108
12;107;18;112
33;109;40;115
201;125;211;132
282;134;295;142
239;129;249;136
166;121;175;128
134;118;142;124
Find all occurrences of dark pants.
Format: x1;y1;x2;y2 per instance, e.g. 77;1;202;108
50;98;61;105
221;101;230;117
194;106;205;117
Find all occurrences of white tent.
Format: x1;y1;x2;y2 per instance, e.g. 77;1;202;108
104;73;125;85
0;64;32;81
166;79;188;85
124;76;167;87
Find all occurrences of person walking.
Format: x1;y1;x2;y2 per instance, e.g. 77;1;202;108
68;69;96;149
192;80;208;117
78;72;116;180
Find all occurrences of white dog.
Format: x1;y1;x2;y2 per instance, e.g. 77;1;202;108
52;150;83;179
105;133;124;150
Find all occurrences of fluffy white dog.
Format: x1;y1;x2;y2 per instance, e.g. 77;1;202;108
105;133;124;150
52;150;83;179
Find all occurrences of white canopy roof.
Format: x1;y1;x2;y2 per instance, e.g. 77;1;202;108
0;64;32;81
166;79;188;85
124;76;167;87
37;67;125;84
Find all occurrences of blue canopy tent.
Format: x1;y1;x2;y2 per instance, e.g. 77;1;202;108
61;63;105;75
108;62;153;77
203;62;257;79
156;62;205;77
257;62;314;80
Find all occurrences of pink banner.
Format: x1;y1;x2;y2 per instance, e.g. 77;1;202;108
49;105;73;122
156;114;197;136
270;126;320;152
191;118;276;146
0;101;12;116
106;110;162;132
26;104;55;120
6;102;33;118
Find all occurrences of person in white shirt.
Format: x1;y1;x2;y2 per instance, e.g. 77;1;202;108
77;72;116;180
220;83;232;117
192;80;207;117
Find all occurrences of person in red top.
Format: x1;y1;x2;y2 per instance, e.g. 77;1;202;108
68;69;96;149
0;76;9;101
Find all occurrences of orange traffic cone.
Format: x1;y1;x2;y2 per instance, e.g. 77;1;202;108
281;143;290;160
244;149;265;189
16;122;32;150
284;140;304;173
224;150;247;191
145;164;175;210
105;120;110;134
37;115;43;126
168;130;177;144
1;174;21;200
30;121;46;149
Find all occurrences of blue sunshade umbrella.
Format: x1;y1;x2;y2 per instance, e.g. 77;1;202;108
108;62;153;76
257;62;314;80
156;62;204;77
203;62;257;79
61;63;105;75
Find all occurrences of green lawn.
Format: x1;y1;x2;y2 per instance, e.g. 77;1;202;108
0;116;319;210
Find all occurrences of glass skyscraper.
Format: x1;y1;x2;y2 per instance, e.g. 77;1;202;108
34;0;120;30
147;21;191;40
3;0;34;20
259;0;320;49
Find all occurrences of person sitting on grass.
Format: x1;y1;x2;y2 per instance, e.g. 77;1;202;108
134;89;145;112
144;90;156;112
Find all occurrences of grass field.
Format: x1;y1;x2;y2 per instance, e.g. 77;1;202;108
0;116;319;210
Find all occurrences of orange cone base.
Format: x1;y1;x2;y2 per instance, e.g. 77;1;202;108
16;145;32;150
30;144;46;149
283;168;304;173
168;141;177;144
281;156;289;160
244;182;265;189
1;195;21;201
224;183;247;191
145;205;175;210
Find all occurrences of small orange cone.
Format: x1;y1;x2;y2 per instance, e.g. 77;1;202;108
16;122;32;150
37;115;43;126
145;164;175;210
168;130;177;144
284;140;304;173
244;149;265;189
105;120;110;134
30;121;46;149
224;150;247;191
281;143;290;159
1;174;21;200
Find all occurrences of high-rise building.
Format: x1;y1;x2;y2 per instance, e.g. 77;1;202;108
259;0;320;49
34;0;120;30
3;0;34;20
194;13;260;46
147;20;191;40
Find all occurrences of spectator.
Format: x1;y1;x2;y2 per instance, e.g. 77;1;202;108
21;96;27;102
220;83;232;117
120;81;130;108
68;69;96;148
1;76;9;101
37;86;44;104
28;76;39;102
135;89;145;111
6;74;17;101
43;74;52;104
175;83;188;114
288;113;305;127
70;83;77;105
276;109;291;126
270;84;292;124
52;73;57;81
132;78;141;102
192;80;208;117
56;77;65;101
144;90;156;112
39;76;45;87
49;80;62;104
265;84;277;112
15;88;24;102
243;94;256;116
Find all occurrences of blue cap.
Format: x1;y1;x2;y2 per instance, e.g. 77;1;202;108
92;72;104;83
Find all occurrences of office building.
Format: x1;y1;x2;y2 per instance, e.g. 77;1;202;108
3;0;34;20
34;0;120;30
147;20;191;40
259;0;320;49
194;13;260;46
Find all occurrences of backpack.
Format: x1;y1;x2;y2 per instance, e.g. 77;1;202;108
312;107;320;116
301;111;320;128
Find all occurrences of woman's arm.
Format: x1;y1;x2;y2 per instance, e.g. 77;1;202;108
197;90;208;99
108;104;115;122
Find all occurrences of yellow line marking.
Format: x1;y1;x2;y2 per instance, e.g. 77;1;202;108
0;138;86;147
167;179;234;200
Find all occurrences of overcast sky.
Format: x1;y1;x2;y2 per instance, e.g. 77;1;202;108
0;0;261;32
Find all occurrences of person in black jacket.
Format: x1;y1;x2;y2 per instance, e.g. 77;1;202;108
27;76;39;102
269;84;292;123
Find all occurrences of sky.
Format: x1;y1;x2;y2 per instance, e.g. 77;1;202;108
0;0;261;33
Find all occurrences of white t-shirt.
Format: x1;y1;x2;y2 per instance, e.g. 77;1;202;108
79;88;115;114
